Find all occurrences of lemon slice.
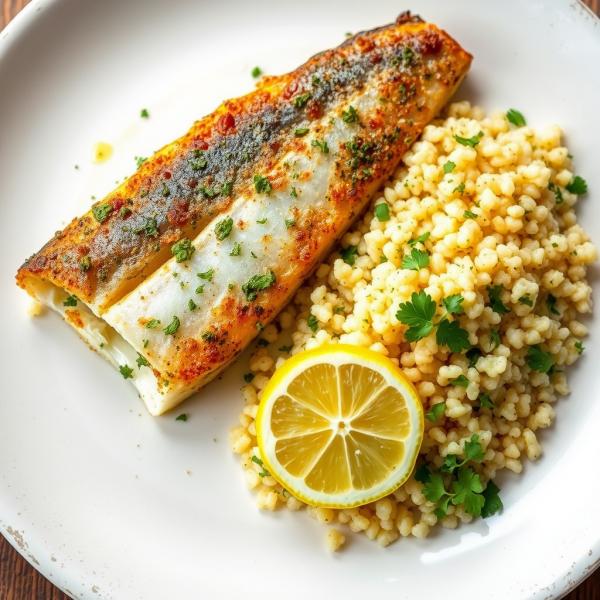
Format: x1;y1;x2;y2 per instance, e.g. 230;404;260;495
256;344;424;508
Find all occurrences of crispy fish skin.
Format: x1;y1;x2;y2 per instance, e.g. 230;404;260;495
16;12;471;317
95;13;473;415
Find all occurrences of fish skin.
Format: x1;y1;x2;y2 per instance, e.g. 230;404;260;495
96;13;473;414
16;12;471;318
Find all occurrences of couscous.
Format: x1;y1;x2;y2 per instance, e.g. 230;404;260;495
229;101;596;548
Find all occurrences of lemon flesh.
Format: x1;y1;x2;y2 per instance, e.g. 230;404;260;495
256;345;424;508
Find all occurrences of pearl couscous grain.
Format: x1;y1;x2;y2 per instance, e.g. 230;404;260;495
229;102;596;549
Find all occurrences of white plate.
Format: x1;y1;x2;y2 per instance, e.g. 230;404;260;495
1;0;599;598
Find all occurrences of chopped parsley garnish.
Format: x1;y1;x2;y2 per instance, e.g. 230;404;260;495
565;175;587;195
548;181;564;204
374;203;391;222
171;238;195;262
279;345;293;353
466;347;482;368
251;66;262;78
120;207;131;218
136;353;150;368
481;481;503;518
135;156;148;169
290;187;298;198
442;294;464;315
230;242;242;256
454;132;483;148
242;271;276;301
195;285;204;294
402;248;429;271
312;75;321;86
133;217;159;237
92;203;113;223
188;298;197;311
202;331;216;342
443;161;456;174
146;319;160;329
189;149;207;170
402;45;413;65
163;316;180;336
425;402;446;423
254;175;272;194
449;375;469;388
161;182;170;197
307;315;318;333
294;128;309;137
311;139;329;153
333;306;346;314
63;295;78;307
79;255;92;272
490;329;501;349
221;180;233;196
546;294;560;316
140;109;149;118
257;339;269;348
293;93;312;108
408;232;430;246
518;294;534;307
526;345;554;373
340;245;358;266
342;105;359;123
574;341;585;355
215;217;234;241
440;434;485;474
197;269;214;282
257;218;267;224
477;393;495;409
487;284;509;314
506;109;526;127
463;210;478;219
423;467;484;518
453;183;466;195
251;251;258;259
251;455;270;477
396;291;470;353
285;219;296;228
119;365;134;379
244;373;255;383
175;413;187;422
143;339;149;348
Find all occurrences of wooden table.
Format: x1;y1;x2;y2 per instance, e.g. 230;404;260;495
1;0;600;598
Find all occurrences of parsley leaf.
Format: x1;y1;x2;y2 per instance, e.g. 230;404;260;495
466;347;482;368
79;255;92;272
565;175;587;195
163;316;180;336
414;464;431;484
342;105;359;123
293;93;312;108
242;271;276;301
518;294;533;307
396;291;436;342
92;203;113;223
279;345;293;353
442;294;464;315
133;217;159;237
251;66;262;78
526;345;554;373
490;329;501;349
408;232;430;246
440;435;485;475
215;217;234;241
452;467;485;517
546;294;560;316
463;210;478;219
294;128;309;137
285;219;296;228
425;402;446;423
119;364;134;379
202;331;216;342
340;245;358;266
251;455;271;477
175;413;188;422
140;109;149;118
63;295;78;307
307;315;318;333
171;238;195;262
481;480;503;518
449;374;469;388
146;319;160;329
197;269;214;282
477;393;495;409
230;242;242;256
454;133;482;148
311;139;329;153
136;353;150;368
374;203;391;222
253;175;272;194
487;284;509;314
244;373;255;383
443;161;456;174
402;248;429;271
574;341;585;355
506;109;526;127
188;298;197;311
436;319;471;354
422;473;449;504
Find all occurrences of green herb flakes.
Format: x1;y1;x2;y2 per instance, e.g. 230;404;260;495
92;203;113;223
506;109;526;127
171;238;195;262
254;175;272;194
163;316;180;336
374;203;391;222
63;295;78;307
242;271;276;301
119;365;134;379
215;217;234;241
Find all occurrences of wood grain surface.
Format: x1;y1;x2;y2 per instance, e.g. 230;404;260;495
1;0;600;599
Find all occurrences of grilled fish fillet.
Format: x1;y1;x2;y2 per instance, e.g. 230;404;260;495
17;12;472;415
